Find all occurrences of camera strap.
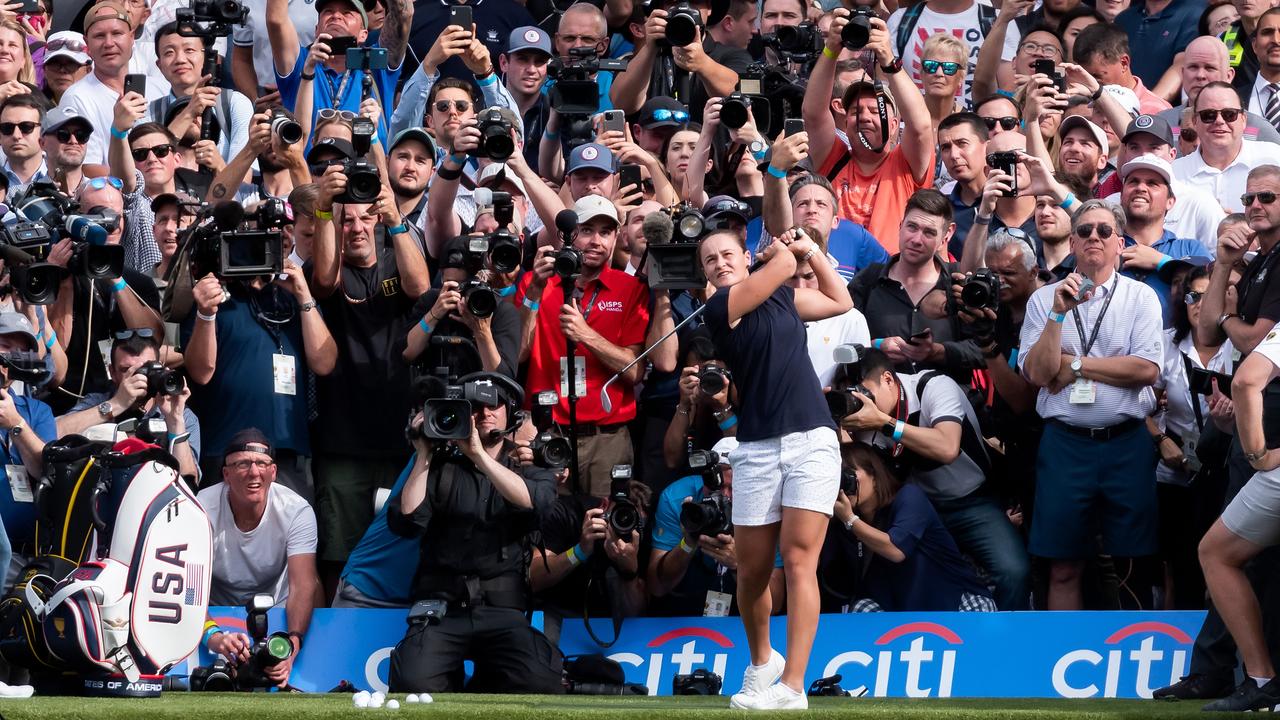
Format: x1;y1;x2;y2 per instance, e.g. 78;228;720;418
854;81;889;155
1181;352;1206;431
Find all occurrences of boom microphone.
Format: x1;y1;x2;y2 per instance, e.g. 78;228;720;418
212;201;245;231
555;209;579;236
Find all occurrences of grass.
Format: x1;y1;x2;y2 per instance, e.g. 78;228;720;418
0;693;1253;720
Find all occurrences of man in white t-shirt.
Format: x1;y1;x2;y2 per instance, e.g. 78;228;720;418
196;429;319;688
788;255;871;386
231;0;318;97
887;0;1021;103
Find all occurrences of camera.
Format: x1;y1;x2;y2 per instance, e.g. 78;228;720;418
553;246;584;281
720;91;754;130
841;6;875;50
986;151;1020;197
688;449;724;490
602;490;641;541
11;182;124;285
410;378;502;441
137;361;185;397
959;268;1001;311
547;47;629;116
190;594;292;691
270;110;302;145
337;158;381;204
531;430;572;468
0;222;64;305
824;384;875;420
697;364;730;397
665;2;703;46
0;349;50;386
187;202;285;280
646;203;706;290
175;0;248;38
840;466;858;497
808;674;851;697
680;490;732;539
473;108;515;161
672;668;722;696
765;22;820;57
459;279;498;319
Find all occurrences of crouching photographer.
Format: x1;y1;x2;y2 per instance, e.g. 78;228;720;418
532;469;651;645
647;438;785;617
387;373;563;694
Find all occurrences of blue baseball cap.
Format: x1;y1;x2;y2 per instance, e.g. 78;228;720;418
566;143;615;175
508;26;552;56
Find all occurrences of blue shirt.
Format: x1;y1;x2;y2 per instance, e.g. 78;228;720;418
947;184;978;260
0;389;57;546
277;46;402;147
1116;0;1200;89
747;218;889;282
341;456;418;604
69;392;203;466
1122;230;1212;325
407;0;536;83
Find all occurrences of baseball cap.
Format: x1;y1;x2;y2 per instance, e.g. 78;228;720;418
151;191;198;214
1121;113;1175;147
477;162;528;198
710;436;738;464
84;1;133;32
1059;115;1109;156
44;32;90;66
572;194;619;225
1100;84;1141;119
438;236;469;270
1157;255;1212;282
306;137;356;163
0;312;36;349
638;96;689;129
508;26;552;56
1120;153;1174;185
42;105;92;136
842;80;897;116
223;428;275;463
706;0;731;27
316;0;368;27
703;195;752;226
566;142;615;175
388;127;437;158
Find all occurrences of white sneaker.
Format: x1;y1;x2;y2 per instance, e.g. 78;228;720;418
735;682;808;711
729;650;785;709
0;682;33;698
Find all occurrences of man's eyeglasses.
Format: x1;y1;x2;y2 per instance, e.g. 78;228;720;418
0;121;38;137
46;37;86;54
433;99;472;113
1197;108;1242;124
922;60;961;76
557;34;603;46
227;459;274;472
131;144;173;162
982;116;1019;131
114;328;155;340
1018;41;1061;57
317;108;356;123
1075;222;1115;240
54;127;91;144
83;176;124;191
647;108;689;123
1185;290;1204;305
1242;191;1278;206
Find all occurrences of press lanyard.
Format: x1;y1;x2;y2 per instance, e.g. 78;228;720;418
1070;276;1117;358
578;285;602;323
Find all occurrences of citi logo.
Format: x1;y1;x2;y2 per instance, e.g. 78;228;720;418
1052;621;1192;699
610;627;734;696
821;621;962;698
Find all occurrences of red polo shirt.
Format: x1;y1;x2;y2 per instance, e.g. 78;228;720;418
519;268;651;424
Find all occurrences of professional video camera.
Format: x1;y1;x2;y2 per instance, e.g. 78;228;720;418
842;5;875;49
11;180;123;283
186;199;286;280
0;223;64;305
136;360;185;397
681;450;732;538
408;376;502;441
189;594;292;691
643;203;706;290
547;47;628;150
175;0;248;37
472;109;516;161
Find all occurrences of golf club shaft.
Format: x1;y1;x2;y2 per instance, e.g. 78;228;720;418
601;302;709;412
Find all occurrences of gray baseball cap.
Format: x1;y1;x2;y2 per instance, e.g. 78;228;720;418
43;105;92;136
567;143;615;174
508;26;552;56
388;127;437;158
0;312;36;348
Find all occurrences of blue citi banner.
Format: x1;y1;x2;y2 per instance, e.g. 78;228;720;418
186;608;1206;699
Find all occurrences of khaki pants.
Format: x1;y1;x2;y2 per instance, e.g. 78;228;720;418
571;427;633;497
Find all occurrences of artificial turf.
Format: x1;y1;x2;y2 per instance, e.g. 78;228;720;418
0;693;1254;719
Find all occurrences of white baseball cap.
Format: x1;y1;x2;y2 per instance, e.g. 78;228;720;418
571;194;618;225
44;31;90;66
1120;153;1174;185
1059;115;1110;157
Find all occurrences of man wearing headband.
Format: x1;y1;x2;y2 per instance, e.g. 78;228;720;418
197;428;319;689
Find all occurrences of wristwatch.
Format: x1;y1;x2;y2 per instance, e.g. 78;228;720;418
300;299;317;312
880;57;902;75
10;421;24;437
1246;448;1268;463
1219;313;1238;330
1071;355;1084;380
843;514;859;531
748;138;768;160
97;401;114;418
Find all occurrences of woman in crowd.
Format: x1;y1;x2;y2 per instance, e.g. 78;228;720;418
37;31;89;105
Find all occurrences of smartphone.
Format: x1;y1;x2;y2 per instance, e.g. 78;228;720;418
124;73;146;98
601;109;626;134
346;47;389;71
784;118;805;137
1189;367;1234;398
1032;59;1055;77
908;327;932;344
14;0;39;12
449;5;473;30
1074;277;1096;302
326;35;358;55
987;151;1019;197
618;163;642;193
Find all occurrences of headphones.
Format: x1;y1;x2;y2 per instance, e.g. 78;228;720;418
457;371;525;435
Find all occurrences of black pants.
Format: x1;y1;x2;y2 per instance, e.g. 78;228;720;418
388;606;564;694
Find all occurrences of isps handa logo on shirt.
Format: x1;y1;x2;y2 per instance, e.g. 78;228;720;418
597;300;624;313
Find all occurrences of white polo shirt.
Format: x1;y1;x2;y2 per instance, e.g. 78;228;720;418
1172;140;1280;213
1155;329;1235;485
1019;271;1164;427
805;306;871;387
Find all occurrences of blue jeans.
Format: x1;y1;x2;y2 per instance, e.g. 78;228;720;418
932;491;1031;610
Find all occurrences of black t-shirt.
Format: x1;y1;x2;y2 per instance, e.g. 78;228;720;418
407;0;537;83
1234;242;1280;443
50;269;160;414
409;288;521;380
689;37;753;124
536;494;652;618
310;249;420;458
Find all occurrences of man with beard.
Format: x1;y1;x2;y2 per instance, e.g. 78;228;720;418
40;106;92;193
1034;194;1076;279
387;128;436;233
1057;115;1109;198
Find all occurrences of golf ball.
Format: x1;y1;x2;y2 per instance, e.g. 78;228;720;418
354;696;370;708
420;692;434;704
387;699;400;710
405;694;419;703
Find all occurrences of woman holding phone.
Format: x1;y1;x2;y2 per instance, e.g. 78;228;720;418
698;221;852;710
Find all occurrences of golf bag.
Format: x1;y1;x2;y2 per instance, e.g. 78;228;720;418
0;437;212;696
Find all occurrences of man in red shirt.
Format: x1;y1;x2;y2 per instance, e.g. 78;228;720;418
519;195;651;497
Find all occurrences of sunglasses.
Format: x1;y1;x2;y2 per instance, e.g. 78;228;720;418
1242;191;1278;206
317;108;356;123
982;116;1019;131
54;126;91;144
922;60;961;76
0;121;38;136
1185;290;1204;305
649;108;689;123
46;37;86;54
1000;226;1038;256
1197;108;1242;124
131;144;173;162
84;176;124;191
1075;223;1115;240
114;328;155;340
434;99;472;113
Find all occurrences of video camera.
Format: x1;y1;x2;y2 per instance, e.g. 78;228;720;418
189;594;292;691
548;47;628;151
644;203;706;290
680;450;732;538
175;0;248;37
186;199;287;280
408;376;502;441
8;181;124;298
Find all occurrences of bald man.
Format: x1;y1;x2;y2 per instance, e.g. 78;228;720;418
1157;36;1280;147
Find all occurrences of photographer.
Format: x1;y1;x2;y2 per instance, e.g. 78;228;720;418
197;430;321;690
0;311;56;576
387;374;562;694
839;347;1031;610
269;0;411;145
204;109;310;207
648;437;787;616
150;21;254;164
56;331;200;480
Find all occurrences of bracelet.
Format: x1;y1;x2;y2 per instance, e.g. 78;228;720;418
314;208;333;220
676;405;690;415
110;126;128;140
872;338;883;349
44;330;56;350
300;71;315;81
892;420;906;442
766;165;787;179
567;543;591;567
202;622;222;649
436;165;462;181
196;310;217;323
387;222;409;236
300;299;317;312
973;214;992;225
678;537;696;554
522;296;540;312
718;414;738;431
1090;85;1103;101
1152;432;1168;447
843;515;859;531
1058;192;1077;211
1048;311;1066;323
110;277;127;293
475;70;497;85
822;45;838;60
801;247;819;263
418;316;432;334
544;129;559;140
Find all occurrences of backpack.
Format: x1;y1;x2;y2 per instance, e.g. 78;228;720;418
906;371;993;478
894;1;997;60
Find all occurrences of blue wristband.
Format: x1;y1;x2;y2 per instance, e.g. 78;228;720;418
1156;255;1171;271
110;126;128;140
1048;311;1065;323
522;296;540;312
718;414;738;431
872;338;883;349
44;330;56;350
448;152;467;165
418;316;432;334
111;277;127;293
1058;192;1077;211
387;222;409;236
892;420;906;442
766;165;787;179
476;72;497;86
497;284;517;297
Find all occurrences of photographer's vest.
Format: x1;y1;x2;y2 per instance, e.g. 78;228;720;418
1225;24;1245;68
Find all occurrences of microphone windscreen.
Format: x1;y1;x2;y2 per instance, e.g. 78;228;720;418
472;187;493;208
555;209;579;235
641;212;674;247
0;243;33;266
212;201;245;231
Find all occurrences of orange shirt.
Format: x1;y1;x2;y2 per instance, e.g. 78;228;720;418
818;143;934;255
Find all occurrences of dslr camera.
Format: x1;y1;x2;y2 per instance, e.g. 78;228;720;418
270;110;303;146
664;2;703;46
672;669;722;695
841;6;875;49
459;279;498;319
764;22;821;58
697;364;730;397
332;117;381;204
688;448;725;491
473;108;516;161
553;246;584;281
189;594;293;691
680;451;733;539
602;486;641;541
137;361;185;398
529;391;571;468
824;384;876;420
959;268;1001;311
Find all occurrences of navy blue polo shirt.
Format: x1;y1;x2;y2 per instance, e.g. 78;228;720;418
1121;230;1212;325
947;184;979;261
408;0;536;82
1116;0;1200;89
0;390;56;547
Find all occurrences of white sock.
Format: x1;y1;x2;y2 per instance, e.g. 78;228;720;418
778;683;801;696
1250;675;1272;688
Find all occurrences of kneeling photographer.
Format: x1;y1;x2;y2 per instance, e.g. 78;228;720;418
836;348;1030;610
647;438;785;617
531;470;651;645
56;331;201;481
387;373;563;694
